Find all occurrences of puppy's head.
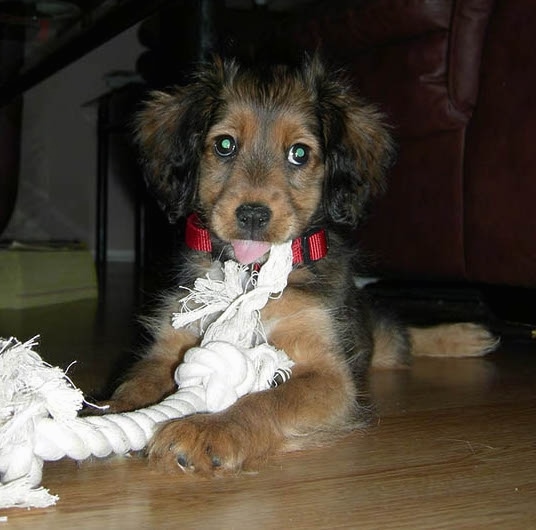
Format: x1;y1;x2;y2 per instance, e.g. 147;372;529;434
136;55;394;261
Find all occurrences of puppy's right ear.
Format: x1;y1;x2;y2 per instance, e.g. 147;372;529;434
134;65;224;223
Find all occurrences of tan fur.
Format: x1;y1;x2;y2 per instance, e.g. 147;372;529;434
96;56;497;476
410;323;499;358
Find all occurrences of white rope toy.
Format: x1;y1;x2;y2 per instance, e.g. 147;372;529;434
0;241;294;510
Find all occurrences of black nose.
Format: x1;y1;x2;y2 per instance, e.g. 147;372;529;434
235;203;272;234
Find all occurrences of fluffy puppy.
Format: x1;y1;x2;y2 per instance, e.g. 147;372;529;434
102;55;497;475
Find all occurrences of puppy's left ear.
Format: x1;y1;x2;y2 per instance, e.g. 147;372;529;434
307;57;396;227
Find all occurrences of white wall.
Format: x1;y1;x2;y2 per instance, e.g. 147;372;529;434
4;24;144;262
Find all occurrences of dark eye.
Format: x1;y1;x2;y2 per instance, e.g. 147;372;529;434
214;135;237;158
287;144;309;166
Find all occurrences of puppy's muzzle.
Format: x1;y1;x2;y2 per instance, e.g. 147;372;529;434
235;203;272;239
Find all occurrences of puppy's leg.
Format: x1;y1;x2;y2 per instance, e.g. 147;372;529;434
148;297;362;475
370;315;498;368
409;323;499;357
100;328;199;413
370;313;412;369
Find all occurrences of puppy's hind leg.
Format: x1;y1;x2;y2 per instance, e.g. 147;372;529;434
409;323;499;358
370;313;412;369
369;317;499;368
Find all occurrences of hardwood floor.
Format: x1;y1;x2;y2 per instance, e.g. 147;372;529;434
1;266;535;529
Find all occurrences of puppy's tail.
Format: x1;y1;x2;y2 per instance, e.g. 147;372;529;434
371;320;499;369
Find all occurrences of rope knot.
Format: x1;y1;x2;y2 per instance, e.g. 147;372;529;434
175;340;294;413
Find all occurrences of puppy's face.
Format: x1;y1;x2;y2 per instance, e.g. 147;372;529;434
198;91;325;262
136;56;394;263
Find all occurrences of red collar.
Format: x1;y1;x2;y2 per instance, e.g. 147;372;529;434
185;213;328;265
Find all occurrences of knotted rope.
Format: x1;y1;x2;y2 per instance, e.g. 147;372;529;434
0;242;294;509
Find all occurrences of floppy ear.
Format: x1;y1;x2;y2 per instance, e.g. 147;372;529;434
305;57;396;227
134;60;229;223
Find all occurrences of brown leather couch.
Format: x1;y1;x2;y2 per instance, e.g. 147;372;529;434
278;0;536;288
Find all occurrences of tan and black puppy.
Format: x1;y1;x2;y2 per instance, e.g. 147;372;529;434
99;56;497;475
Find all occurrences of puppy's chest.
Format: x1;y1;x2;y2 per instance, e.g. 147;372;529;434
260;275;326;332
175;259;319;342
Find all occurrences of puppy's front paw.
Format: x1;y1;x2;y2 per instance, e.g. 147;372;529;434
148;414;252;476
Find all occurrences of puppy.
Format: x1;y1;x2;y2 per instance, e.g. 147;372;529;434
102;55;497;475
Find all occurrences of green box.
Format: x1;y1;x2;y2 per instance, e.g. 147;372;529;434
0;242;98;309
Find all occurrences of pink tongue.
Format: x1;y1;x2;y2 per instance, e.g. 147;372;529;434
231;240;271;264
